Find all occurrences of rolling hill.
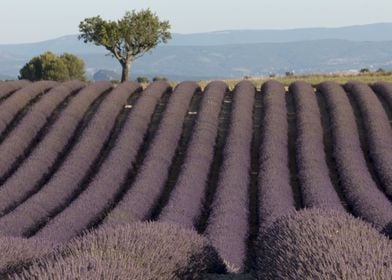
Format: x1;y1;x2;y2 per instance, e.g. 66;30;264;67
1;23;392;80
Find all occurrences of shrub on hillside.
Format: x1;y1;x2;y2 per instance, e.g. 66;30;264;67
285;71;294;77
153;76;168;82
13;222;226;280
60;53;86;81
136;76;150;83
19;52;86;81
255;209;392;280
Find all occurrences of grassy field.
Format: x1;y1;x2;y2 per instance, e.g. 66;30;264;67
195;71;392;90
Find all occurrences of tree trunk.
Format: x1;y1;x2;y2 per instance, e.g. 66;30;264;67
121;62;130;82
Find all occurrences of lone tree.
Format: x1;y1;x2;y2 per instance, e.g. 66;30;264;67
19;52;86;81
79;9;171;82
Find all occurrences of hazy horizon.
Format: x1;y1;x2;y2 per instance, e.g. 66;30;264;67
1;0;392;44
0;22;390;45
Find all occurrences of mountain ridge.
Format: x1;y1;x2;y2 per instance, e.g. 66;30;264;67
2;22;392;47
1;23;392;80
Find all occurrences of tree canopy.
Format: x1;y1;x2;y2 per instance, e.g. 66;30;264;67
79;9;171;82
19;52;86;81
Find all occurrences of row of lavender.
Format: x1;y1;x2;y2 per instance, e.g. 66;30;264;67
0;82;111;188
0;80;30;101
258;81;295;228
0;80;390;218
0;82;111;220
158;81;228;229
318;81;392;231
345;82;392;199
290;81;344;211
0;81;143;236
0;81;56;137
0;81;85;182
204;81;255;272
35;81;171;242
102;82;200;226
257;80;392;233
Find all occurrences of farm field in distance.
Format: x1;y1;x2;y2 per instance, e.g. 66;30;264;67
195;71;392;89
0;78;390;279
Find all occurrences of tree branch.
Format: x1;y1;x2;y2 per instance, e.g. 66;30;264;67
134;52;145;59
113;47;122;62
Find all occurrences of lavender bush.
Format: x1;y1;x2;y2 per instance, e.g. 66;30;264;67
204;80;255;272
0;236;55;276
34;81;171;242
14;222;225;280
290;81;344;210
258;80;295;228
158;81;227;228
256;208;392;279
317;81;392;231
0;82;141;237
0;81;57;135
0;81;85;180
345;81;392;198
383;221;392;237
103;82;200;226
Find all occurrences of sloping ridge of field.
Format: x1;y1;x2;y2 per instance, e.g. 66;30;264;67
0;79;390;279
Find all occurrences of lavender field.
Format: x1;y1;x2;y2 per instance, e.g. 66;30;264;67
0;79;390;279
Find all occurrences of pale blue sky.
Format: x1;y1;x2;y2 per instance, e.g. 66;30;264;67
1;0;392;43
